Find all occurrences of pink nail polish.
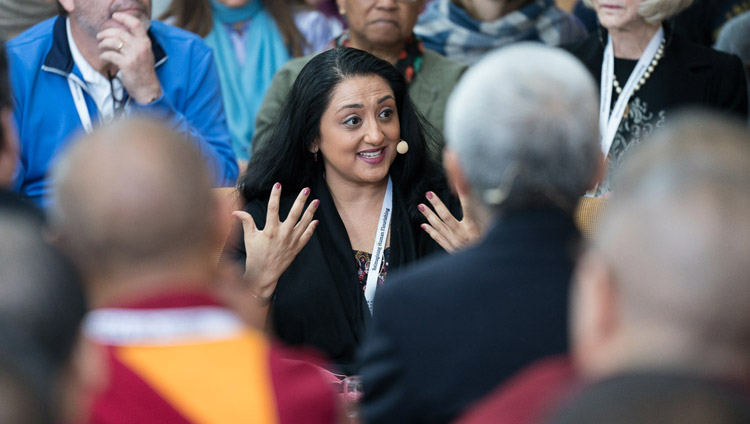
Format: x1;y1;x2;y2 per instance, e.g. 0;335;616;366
303;187;310;196
313;199;320;207
421;224;427;230
418;204;425;212
426;191;434;200
274;182;281;190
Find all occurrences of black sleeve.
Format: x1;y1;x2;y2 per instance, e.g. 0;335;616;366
359;289;413;424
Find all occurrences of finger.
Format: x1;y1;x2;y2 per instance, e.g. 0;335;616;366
98;37;127;53
418;202;454;242
111;12;148;37
99;51;126;69
264;183;282;232
295;220;319;252
96;28;134;43
293;199;320;239
420;223;455;254
283;187;311;231
426;191;460;230
232;210;257;235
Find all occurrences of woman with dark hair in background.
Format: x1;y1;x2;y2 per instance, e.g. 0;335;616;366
161;0;305;162
224;48;463;374
251;0;467;159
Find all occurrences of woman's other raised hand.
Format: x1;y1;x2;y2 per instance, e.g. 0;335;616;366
418;190;480;254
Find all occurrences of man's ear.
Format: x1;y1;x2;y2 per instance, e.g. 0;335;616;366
570;250;620;376
0;108;18;188
442;148;470;197
209;188;240;262
58;0;75;14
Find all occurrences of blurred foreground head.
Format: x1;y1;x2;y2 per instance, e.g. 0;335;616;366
572;111;750;380
443;43;600;224
0;212;87;423
49;118;221;302
550;373;750;424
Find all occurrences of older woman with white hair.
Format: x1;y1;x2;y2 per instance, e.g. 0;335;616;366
565;0;748;196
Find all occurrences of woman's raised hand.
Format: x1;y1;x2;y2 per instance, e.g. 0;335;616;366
233;183;319;302
418;190;480;254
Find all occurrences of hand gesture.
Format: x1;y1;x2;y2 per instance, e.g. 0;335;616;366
233;183;319;302
418;190;480;254
97;12;162;104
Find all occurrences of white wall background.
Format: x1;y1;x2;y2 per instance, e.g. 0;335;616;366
152;0;171;18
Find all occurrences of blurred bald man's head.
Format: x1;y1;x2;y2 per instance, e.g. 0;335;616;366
49;119;219;289
572;111;750;380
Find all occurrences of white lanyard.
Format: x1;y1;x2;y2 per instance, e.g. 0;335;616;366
599;27;664;155
364;176;393;315
68;79;94;134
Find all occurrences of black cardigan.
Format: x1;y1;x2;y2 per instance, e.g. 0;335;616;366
564;27;748;116
228;173;451;374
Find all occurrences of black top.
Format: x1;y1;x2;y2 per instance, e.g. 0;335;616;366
564;27;748;194
227;173;453;374
359;207;581;424
672;0;750;46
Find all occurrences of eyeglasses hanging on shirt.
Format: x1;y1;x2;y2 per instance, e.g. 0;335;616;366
107;71;126;118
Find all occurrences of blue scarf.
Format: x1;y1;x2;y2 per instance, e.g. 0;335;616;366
204;0;291;160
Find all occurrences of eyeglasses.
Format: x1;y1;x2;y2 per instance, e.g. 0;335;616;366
107;71;125;118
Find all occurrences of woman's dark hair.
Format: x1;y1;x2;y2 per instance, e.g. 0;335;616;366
160;0;306;57
240;47;446;223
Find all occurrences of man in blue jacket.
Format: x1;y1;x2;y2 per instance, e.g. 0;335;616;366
7;0;238;206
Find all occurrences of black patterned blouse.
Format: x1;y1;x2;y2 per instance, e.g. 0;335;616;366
354;247;391;292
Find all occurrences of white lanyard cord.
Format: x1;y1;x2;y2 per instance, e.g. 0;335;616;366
364;176;393;315
599;27;664;155
68;78;94;134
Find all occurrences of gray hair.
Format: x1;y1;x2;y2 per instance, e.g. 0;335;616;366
582;0;694;25
445;43;600;210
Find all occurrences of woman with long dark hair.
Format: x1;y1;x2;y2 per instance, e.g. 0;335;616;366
251;0;467;159
225;48;462;374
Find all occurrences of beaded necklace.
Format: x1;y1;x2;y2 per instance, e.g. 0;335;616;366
612;38;666;118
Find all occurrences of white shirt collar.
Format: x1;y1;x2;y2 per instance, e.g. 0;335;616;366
66;17;124;122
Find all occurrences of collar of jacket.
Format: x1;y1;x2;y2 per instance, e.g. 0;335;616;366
42;15;167;76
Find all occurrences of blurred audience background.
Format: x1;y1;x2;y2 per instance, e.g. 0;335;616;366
2;1;749;423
